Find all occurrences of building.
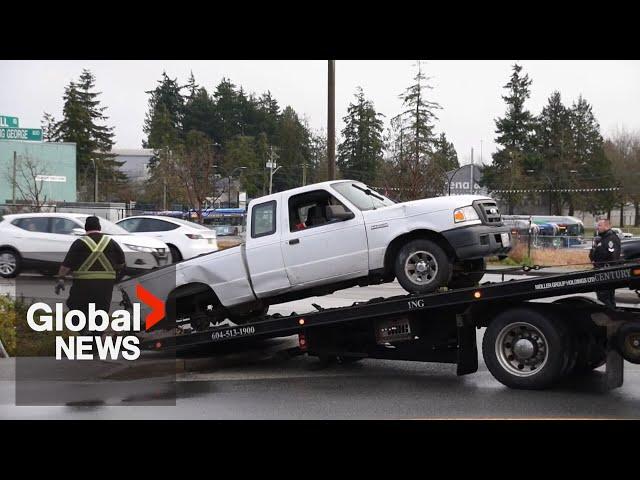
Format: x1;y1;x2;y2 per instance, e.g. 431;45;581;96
0;140;76;204
111;148;154;184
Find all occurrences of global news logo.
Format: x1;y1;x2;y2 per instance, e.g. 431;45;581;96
26;284;165;361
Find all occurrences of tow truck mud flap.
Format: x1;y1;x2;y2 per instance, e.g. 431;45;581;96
456;314;478;376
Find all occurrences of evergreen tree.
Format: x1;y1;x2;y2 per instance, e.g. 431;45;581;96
143;72;184;150
535;91;574;214
386;61;442;200
41;112;59;142
570;96;616;216
337;87;385;185
55;69;122;201
481;64;538;214
183;86;216;139
432;132;459;171
273;106;311;191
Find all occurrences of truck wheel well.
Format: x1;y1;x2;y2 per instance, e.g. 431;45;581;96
167;282;220;320
383;230;456;276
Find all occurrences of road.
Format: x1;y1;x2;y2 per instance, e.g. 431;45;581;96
1;272;640;419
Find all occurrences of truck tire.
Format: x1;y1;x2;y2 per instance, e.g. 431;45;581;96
449;259;486;289
394;239;451;294
482;307;569;390
614;322;640;364
0;249;21;278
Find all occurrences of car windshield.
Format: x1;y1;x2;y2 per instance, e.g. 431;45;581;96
77;216;130;235
331;182;395;211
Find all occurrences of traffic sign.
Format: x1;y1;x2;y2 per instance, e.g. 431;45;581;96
0;127;43;141
0;116;19;128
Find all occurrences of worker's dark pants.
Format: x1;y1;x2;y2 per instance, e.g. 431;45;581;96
594;263;617;309
66;279;116;336
596;289;616;309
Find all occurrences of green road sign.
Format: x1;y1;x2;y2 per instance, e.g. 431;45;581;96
0;127;43;141
0;116;19;128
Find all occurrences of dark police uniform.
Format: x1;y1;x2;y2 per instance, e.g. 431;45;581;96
589;228;621;308
61;232;125;318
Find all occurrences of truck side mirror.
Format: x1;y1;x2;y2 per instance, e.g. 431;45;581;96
326;205;355;221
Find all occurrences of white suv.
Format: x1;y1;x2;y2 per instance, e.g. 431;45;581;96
0;213;171;278
116;216;218;262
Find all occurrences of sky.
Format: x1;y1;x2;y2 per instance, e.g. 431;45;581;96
1;60;639;166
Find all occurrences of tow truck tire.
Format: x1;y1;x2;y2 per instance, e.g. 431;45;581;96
394;239;451;294
449;259;486;289
614;322;640;364
482;308;569;390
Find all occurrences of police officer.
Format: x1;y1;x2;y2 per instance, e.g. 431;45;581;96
589;218;621;308
55;216;126;334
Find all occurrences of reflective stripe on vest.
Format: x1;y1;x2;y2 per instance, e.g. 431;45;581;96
73;235;116;280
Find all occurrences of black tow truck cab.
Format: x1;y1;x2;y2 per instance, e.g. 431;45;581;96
140;262;640;391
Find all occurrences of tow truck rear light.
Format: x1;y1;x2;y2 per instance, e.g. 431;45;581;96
155;341;162;349
298;333;308;351
473;291;482;299
632;268;640;277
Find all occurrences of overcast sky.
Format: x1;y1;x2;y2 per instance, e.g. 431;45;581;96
1;60;639;166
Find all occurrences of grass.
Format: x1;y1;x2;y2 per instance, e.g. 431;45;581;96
490;242;591;269
0;295;76;357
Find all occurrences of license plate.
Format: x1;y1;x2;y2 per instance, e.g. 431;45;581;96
501;232;511;247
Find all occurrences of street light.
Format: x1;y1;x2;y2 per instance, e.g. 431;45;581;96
526;169;579;215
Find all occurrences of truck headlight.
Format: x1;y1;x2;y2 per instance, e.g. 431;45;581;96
453;206;479;223
124;244;155;253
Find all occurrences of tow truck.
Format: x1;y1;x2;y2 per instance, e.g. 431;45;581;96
134;261;640;391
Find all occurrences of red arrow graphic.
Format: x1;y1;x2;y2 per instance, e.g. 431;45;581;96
136;284;165;330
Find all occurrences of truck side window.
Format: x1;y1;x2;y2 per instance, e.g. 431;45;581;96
288;190;352;232
251;201;277;238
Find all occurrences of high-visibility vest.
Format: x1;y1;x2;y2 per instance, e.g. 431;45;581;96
73;235;116;280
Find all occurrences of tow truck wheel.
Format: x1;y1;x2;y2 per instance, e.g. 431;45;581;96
482;308;568;389
394;239;451;294
615;323;640;364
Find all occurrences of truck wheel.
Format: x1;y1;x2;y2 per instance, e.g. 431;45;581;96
0;249;21;278
482;308;568;389
614;322;640;364
449;259;486;289
394;239;451;294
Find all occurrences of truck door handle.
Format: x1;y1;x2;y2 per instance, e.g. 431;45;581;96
289;239;300;245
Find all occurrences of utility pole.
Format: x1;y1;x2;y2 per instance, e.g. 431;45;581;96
163;179;167;211
95;161;99;203
470;148;474;195
268;146;281;195
12;151;17;205
302;163;308;186
327;60;336;180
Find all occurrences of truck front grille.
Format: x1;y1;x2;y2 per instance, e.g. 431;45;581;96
474;200;503;226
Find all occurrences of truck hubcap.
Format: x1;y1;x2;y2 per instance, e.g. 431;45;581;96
0;253;16;275
405;251;438;285
495;322;548;377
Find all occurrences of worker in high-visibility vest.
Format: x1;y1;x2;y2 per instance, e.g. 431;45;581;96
55;216;126;333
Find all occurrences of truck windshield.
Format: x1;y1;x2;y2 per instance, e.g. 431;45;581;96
331;182;395;211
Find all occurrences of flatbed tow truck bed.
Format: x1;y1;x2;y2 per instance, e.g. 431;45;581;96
140;262;640;390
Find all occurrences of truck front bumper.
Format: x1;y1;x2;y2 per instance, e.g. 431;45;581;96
442;224;512;260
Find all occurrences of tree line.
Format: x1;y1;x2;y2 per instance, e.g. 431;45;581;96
36;63;639;226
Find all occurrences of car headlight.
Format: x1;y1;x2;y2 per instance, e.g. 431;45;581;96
453;206;479;223
124;244;155;253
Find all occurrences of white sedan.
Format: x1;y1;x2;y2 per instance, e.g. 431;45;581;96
115;216;218;263
0;213;171;278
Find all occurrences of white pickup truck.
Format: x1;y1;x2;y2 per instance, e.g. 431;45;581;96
120;180;511;330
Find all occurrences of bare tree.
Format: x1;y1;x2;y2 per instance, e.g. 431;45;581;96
5;155;49;211
163;131;219;222
605;128;640;227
